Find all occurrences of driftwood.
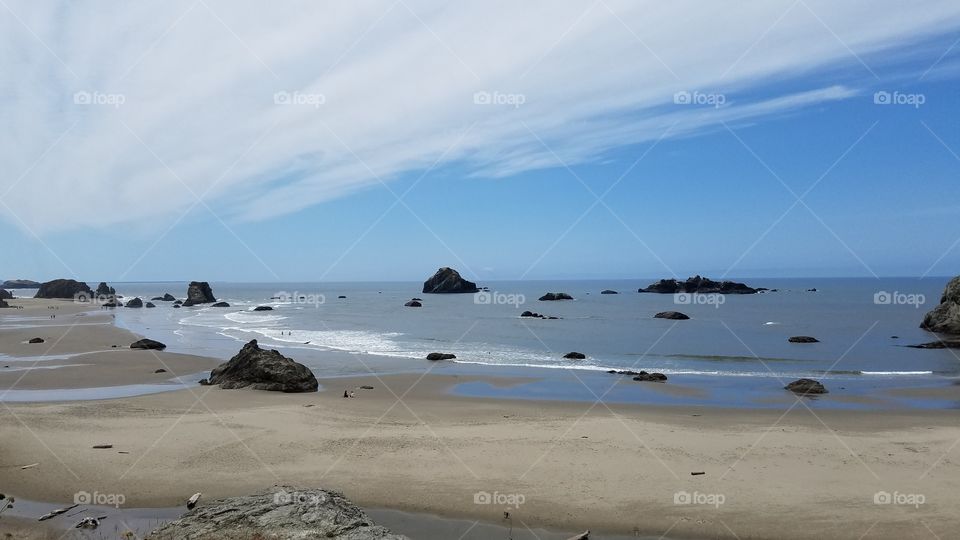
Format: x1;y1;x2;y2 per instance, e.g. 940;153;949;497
187;492;202;509
92;444;113;449
75;516;100;529
20;463;39;470
567;532;590;540
38;503;78;521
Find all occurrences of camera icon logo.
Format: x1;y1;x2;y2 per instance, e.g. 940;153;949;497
874;291;892;305
73;91;92;105
673;91;691;105
674;292;692;305
273;91;291;105
873;91;891;105
473;491;492;505
274;490;292;505
74;491;91;504
473;91;491;105
673;491;691;504
874;491;891;504
474;291;492;305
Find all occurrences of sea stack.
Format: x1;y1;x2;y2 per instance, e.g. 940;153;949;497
205;339;318;392
638;276;759;294
183;281;216;306
920;276;960;334
34;279;93;299
422;267;479;294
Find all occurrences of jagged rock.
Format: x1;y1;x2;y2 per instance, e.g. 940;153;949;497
131;339;166;350
654;311;689;320
563;352;586;359
921;276;960;334
162;293;176;301
28;337;44;344
95;282;116;298
785;378;828;394
338;295;347;299
206;339;318;392
1;279;40;289
520;310;559;319
173;304;181;309
426;352;456;360
34;279;92;299
253;306;273;311
600;290;618;294
422;267;479;294
155;368;168;373
211;302;230;307
539;292;573;301
0;289;13;300
125;297;144;308
788;336;819;343
146;485;407;540
638;276;759;294
182;281;216;307
145;302;156;308
633;371;668;382
404;300;422;307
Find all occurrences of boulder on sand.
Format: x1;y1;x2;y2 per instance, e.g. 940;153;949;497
0;298;8;308
422;267;479;294
182;282;216;307
788;336;819;343
95;282;116;298
921;276;960;334
130;339;166;350
145;485;407;540
638;276;758;294
426;352;456;360
28;337;44;344
785;378;828;395
125;297;144;308
654;311;689;320
539;292;573;301
34;279;93;299
633;371;668;382
205;339;318;392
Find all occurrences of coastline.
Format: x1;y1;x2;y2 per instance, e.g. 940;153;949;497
2;299;959;539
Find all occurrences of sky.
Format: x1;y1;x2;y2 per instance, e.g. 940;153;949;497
1;0;960;283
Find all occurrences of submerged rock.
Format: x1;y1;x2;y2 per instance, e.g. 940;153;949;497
638;276;759;294
600;289;618;294
422;267;479;294
654;311;689;320
146;485;407;540
520;310;559;319
785;378;828;395
211;302;230;307
563;352;586;359
426;352;456;360
253;305;273;311
34;279;92;299
539;292;573;301
145;302;156;308
95;282;116;298
183;281;216;307
633;371;668;382
788;336;819;343
206;339;318;392
404;300;422;307
131;339;166;350
921;276;960;334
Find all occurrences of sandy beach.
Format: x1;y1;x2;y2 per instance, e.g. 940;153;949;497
2;299;959;539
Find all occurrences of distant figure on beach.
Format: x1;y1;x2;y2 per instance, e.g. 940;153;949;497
343;390;349;398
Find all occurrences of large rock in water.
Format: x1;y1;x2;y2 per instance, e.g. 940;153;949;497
183;281;216;306
785;378;828;395
1;279;40;289
146;486;407;540
207;339;318;392
638;275;758;294
422;267;478;294
539;292;573;301
34;279;93;299
95;282;116;298
921;276;960;334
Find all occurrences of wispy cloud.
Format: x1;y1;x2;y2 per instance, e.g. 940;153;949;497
1;0;958;233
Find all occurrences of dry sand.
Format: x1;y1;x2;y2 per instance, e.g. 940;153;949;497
2;299;959;539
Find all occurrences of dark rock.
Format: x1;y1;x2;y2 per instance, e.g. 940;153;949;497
182;281;216;307
785;378;828;394
654;311;690;320
411;298;423;301
198;378;210;385
563;352;586;359
921;276;960;334
0;289;12;300
211;302;230;307
638;276;759;294
125;297;144;308
28;337;44;344
173;300;183;305
609;369;640;376
162;293;176;301
34;279;93;299
173;304;181;309
404;300;422;307
155;368;167;373
906;340;960;349
103;302;118;308
1;279;40;289
131;339;166;350
539;292;573;301
788;336;819;343
426;352;456;361
359;385;375;390
807;288;818;292
338;295;347;299
633;371;668;382
145;485;407;540
206;339;318;392
520;310;559;319
600;290;618;294
253;306;273;311
0;298;8;308
145;302;156;308
422;267;479;294
95;282;116;298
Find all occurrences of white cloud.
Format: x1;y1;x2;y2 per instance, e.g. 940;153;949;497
1;0;958;233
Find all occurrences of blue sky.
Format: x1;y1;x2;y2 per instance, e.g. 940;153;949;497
2;1;959;283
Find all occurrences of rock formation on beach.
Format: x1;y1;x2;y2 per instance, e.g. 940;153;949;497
600;289;618;294
1;279;40;289
204;339;318;392
211;302;230;307
539;292;573;301
404;299;422;307
788;336;819;343
0;298;8;308
785;378;827;395
95;282;116;298
131;339;166;350
426;352;456;360
638;276;759;294
0;289;12;300
563;352;586;359
146;485;407;540
654;311;689;320
152;293;176;301
253;306;273;311
34;279;93;299
920;276;960;334
520;311;559;319
422;267;479;294
183;281;216;306
633;371;668;382
125;297;144;308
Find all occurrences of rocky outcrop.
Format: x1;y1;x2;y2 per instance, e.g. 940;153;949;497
920;276;960;334
253;306;273;311
638;276;759;294
404;300;422;307
563;352;586;359
426;352;456;360
1;279;40;289
654;311;689;320
131;339;166;350
633;371;668;382
0;289;12;300
520;311;559;319
95;282;116;298
206;339;318;392
28;337;44;344
182;282;216;307
785;378;827;394
788;336;819;343
34;279;93;299
600;290;618;294
145;302;156;308
539;292;573;301
422;267;479;294
211;302;230;307
125;297;144;308
0;298;8;308
146;485;407;540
